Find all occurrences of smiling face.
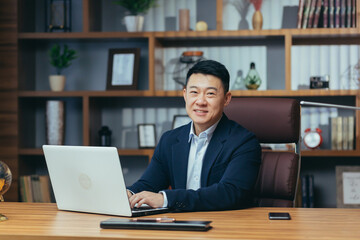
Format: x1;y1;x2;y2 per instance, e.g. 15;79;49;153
183;73;232;135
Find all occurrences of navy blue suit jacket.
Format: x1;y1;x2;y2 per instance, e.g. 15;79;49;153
129;114;261;211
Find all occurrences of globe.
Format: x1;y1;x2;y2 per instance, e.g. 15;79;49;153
0;161;11;221
0;161;12;201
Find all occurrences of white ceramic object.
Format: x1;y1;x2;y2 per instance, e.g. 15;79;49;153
49;75;66;91
124;15;144;32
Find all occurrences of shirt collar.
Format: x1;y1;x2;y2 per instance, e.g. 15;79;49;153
188;116;222;143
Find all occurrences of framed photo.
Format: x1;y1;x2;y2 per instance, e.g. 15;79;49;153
45;0;71;32
336;166;360;208
137;124;156;149
172;115;191;129
106;48;140;90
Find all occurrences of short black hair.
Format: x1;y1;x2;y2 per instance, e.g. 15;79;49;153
186;60;230;93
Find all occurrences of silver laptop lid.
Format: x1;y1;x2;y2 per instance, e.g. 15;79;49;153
42;145;132;217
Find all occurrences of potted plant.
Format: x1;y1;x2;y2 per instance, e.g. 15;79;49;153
48;44;77;91
113;0;158;32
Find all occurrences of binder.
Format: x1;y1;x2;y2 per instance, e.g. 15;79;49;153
100;218;212;231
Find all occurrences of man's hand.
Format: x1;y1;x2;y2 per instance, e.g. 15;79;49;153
126;190;133;199
129;191;164;209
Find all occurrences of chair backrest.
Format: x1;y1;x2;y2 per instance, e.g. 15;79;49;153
224;98;301;207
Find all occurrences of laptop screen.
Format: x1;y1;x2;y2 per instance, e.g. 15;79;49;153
43;145;133;216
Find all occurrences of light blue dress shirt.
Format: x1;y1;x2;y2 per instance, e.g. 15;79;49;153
161;119;220;207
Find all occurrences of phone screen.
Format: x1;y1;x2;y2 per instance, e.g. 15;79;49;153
268;212;291;220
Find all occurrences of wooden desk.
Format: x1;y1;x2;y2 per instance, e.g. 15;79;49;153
0;202;360;240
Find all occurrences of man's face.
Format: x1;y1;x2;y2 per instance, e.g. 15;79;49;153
183;73;231;135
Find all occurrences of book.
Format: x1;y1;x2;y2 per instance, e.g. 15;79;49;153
19;176;27;202
39;175;52;203
308;0;318;28
24;175;34;202
348;116;354;150
351;0;356;27
329;0;335;27
323;0;329;27
342;116;348;150
31;175;42;202
301;175;309;208
308;174;315;208
346;0;352;27
340;0;347;27
331;117;338;150
336;116;343;150
313;0;323;27
302;0;313;28
297;0;307;28
335;0;341;27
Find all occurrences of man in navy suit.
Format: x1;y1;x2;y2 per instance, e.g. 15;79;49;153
128;60;261;211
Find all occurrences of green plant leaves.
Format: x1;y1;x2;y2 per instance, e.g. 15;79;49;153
113;0;157;15
49;44;78;75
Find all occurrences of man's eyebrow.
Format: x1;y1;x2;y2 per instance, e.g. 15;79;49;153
188;86;218;91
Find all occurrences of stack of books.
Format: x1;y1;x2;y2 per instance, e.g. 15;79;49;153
19;175;54;202
330;116;355;150
301;174;315;208
297;0;356;29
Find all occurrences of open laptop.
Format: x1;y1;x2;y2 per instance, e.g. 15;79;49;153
42;145;169;217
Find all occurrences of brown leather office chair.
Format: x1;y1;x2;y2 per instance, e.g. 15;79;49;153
224;98;301;207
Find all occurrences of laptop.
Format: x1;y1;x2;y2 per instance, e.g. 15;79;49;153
42;145;169;217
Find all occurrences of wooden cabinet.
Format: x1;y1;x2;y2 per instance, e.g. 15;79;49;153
3;0;359;206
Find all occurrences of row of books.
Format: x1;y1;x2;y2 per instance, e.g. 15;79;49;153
297;0;356;29
331;116;354;150
19;175;54;203
301;174;315;208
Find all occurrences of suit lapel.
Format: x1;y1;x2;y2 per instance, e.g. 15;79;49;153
172;123;191;189
201;115;229;187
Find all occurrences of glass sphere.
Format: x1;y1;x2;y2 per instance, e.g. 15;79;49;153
0;161;12;199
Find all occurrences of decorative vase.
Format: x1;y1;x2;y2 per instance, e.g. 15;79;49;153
49;75;66;91
252;10;263;30
124;15;144;32
46;100;65;145
179;9;190;31
245;62;261;90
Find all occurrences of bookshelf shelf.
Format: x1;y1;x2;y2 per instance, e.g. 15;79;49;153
17;91;154;98
18;28;360;40
17;89;359;98
301;150;360;157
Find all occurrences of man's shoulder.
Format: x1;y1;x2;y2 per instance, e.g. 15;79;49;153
161;123;190;140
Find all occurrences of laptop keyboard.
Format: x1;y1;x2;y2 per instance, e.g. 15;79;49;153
132;206;153;212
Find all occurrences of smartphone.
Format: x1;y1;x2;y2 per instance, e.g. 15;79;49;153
268;212;291;220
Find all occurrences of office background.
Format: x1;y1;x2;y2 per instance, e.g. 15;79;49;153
0;0;360;209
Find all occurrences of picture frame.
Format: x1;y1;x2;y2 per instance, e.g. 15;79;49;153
137;124;156;149
172;115;191;129
45;0;72;32
336;166;360;208
106;48;140;90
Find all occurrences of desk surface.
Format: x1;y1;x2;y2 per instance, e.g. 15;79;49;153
0;203;360;240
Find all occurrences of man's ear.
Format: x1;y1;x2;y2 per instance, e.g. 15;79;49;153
224;92;232;106
183;87;187;102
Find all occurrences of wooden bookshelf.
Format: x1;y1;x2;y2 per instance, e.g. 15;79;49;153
0;0;359;206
